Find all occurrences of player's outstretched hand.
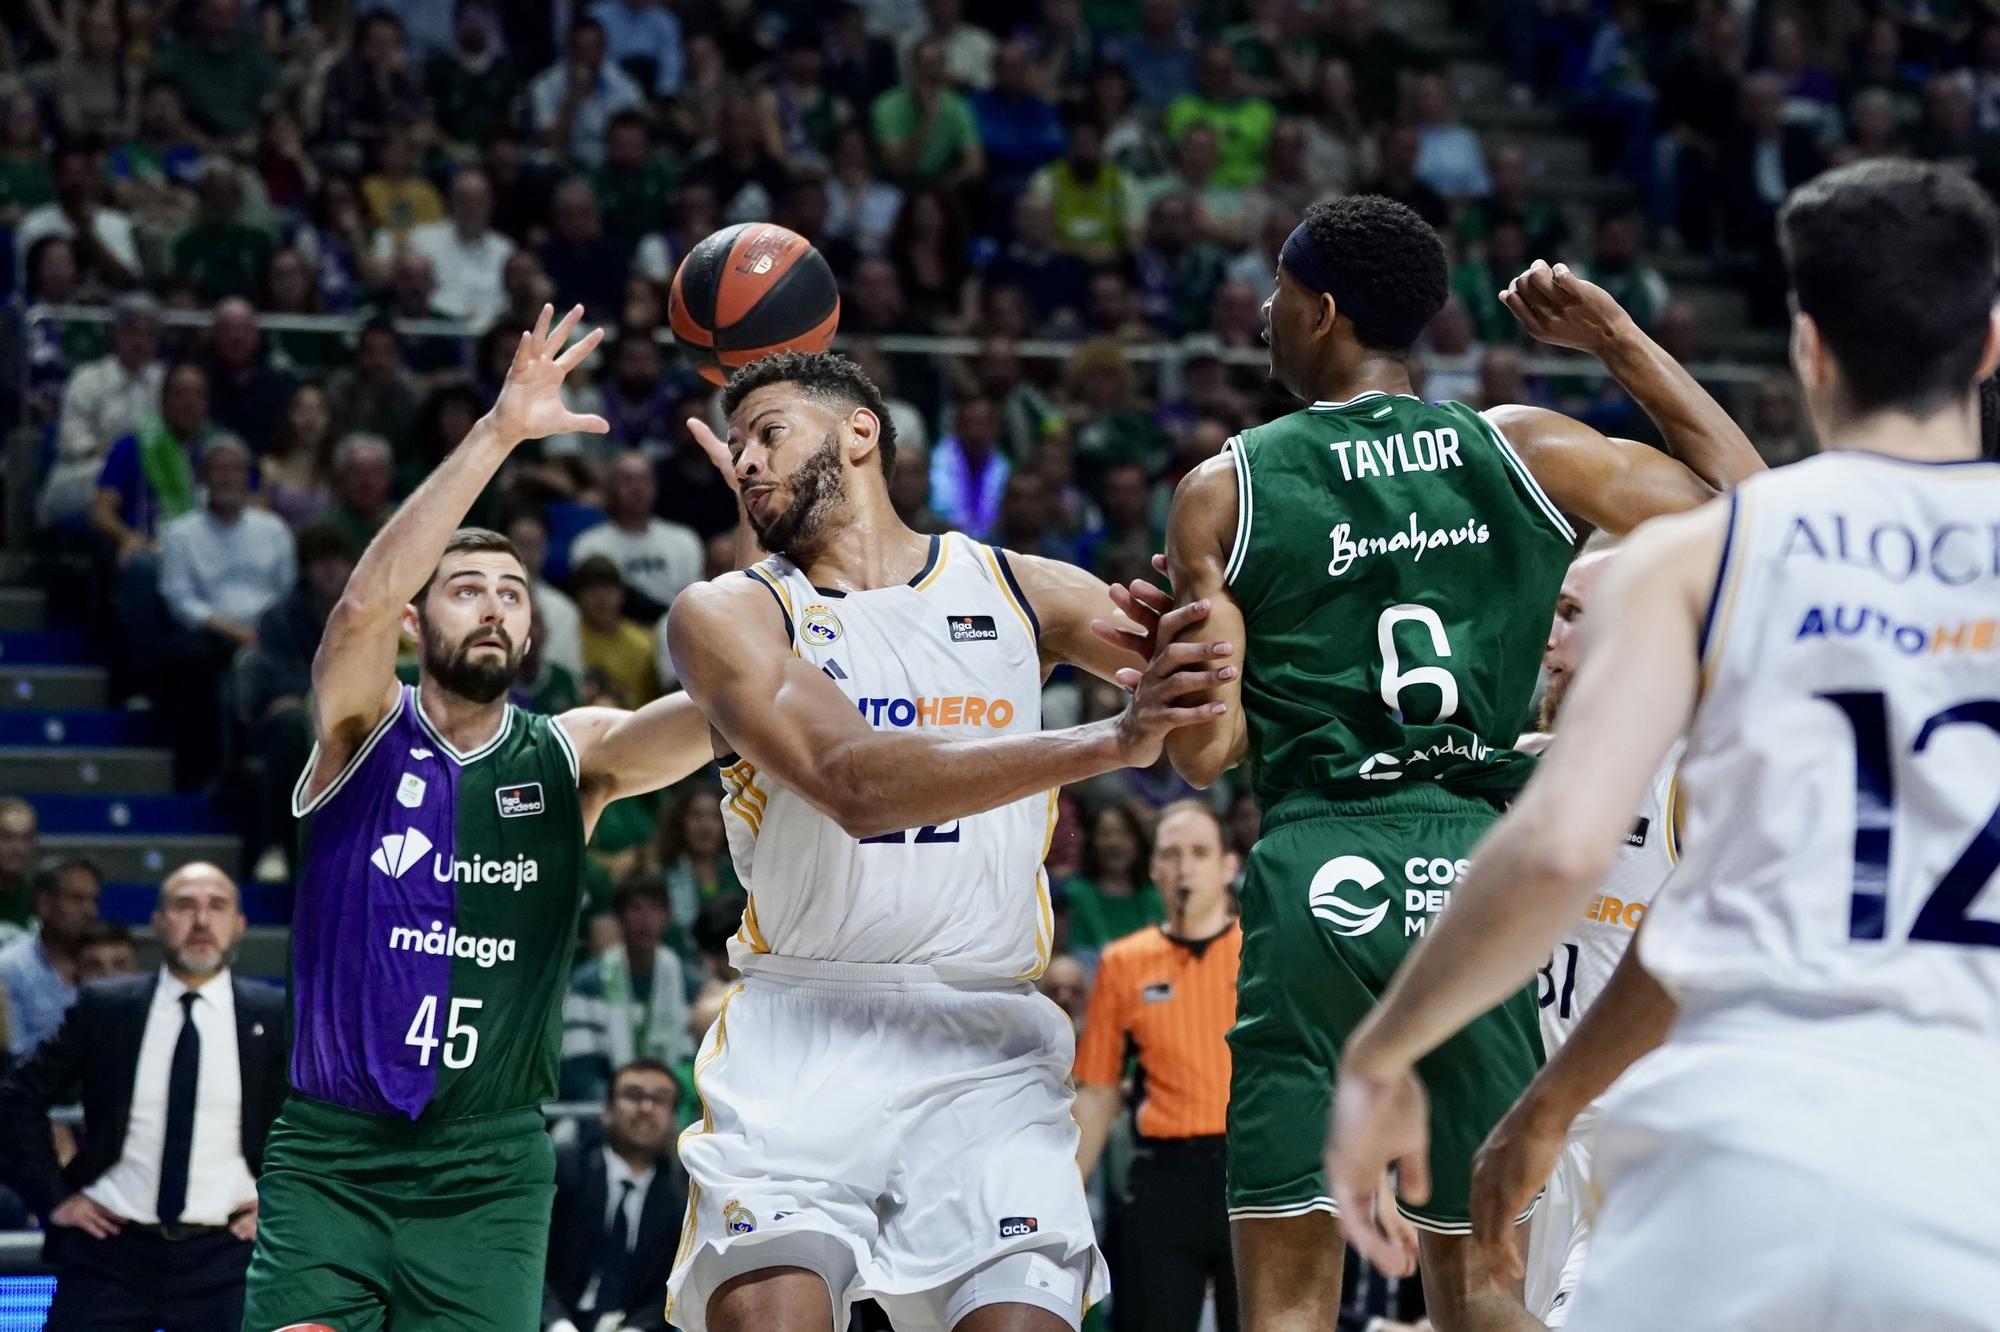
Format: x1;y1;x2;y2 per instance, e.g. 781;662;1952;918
1469;1094;1565;1288
1499;260;1633;359
686;415;739;493
490;303;610;445
1327;1065;1429;1278
1111;597;1232;767
1089;553;1174;663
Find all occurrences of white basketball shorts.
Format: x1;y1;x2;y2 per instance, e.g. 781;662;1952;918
1565;1006;2000;1332
666;957;1108;1332
1522;1116;1596;1328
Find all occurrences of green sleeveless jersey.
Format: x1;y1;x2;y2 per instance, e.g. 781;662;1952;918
1226;391;1574;805
289;687;587;1120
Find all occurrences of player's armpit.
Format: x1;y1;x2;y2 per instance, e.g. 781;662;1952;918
1486;404;1717;538
1162;456;1249;788
557;693;714;827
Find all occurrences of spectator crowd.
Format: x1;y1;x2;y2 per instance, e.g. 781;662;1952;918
4;0;1999;1326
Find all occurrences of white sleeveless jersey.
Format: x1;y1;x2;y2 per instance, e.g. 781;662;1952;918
1540;744;1682;1088
1640;453;2000;1047
719;533;1056;982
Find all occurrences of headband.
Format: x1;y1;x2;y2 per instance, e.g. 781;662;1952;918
1279;221;1343;301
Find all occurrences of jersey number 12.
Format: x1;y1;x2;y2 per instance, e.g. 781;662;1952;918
1820;691;2000;949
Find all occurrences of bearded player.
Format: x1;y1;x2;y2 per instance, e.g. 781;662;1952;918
240;307;725;1331
1148;196;1765;1332
664;350;1229;1332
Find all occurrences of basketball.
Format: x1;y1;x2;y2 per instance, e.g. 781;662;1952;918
668;222;841;387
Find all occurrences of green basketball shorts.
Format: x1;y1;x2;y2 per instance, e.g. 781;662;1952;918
1226;784;1544;1233
240;1096;555;1332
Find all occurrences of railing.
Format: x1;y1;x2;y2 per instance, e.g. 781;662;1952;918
21;303;1778;387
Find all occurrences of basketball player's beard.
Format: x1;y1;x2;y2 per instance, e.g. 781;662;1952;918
423;623;523;704
753;429;849;560
1537;673;1567;732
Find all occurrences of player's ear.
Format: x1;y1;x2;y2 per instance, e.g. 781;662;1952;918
846;405;883;467
398;601;422;647
1977;308;2000;383
1318;291;1338;335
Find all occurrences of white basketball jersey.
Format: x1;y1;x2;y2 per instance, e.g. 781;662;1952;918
1640;454;2000;1047
719;533;1056;982
1540;745;1681;1087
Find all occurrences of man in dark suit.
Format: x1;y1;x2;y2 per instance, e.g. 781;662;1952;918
544;1059;688;1332
0;862;285;1332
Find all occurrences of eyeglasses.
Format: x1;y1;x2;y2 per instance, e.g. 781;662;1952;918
613;1087;677;1110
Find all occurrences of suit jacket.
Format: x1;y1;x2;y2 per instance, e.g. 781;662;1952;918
0;971;287;1219
543;1138;687;1332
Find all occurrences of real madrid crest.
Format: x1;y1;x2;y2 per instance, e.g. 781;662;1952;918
800;604;843;647
722;1198;757;1234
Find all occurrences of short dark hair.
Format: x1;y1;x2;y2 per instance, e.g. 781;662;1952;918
1301;195;1449;353
607;108;652;138
610;1057;680;1102
570;553;625;592
296;521;357;568
1780;159;1999;417
612;871;669;917
417;527;524;601
720;351;899;476
1153;798;1227;846
34;855;103;895
78;919;134;950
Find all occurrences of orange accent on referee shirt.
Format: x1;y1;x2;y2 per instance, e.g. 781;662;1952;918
1073;921;1240;1140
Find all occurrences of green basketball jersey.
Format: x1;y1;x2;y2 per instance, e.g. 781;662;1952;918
1225;391;1575;805
290;687;586;1120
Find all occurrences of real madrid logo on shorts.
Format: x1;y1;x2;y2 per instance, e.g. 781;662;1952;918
722;1199;757;1234
801;604;843;647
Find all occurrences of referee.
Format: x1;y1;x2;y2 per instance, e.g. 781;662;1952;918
1074;799;1241;1332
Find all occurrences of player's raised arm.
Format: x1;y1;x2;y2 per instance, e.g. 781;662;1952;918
1326;504;1722;1273
1489;261;1765;536
308;306;605;768
666;575;1231;840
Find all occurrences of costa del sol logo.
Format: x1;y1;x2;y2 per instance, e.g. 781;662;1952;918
1308;855;1389;936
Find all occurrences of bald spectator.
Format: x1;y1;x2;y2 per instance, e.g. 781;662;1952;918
325;433;397;551
539;178;629;320
202;300;296;452
0;863;282;1331
172;162;274;303
570;456;703;622
531;16;647;169
395;170;515;328
0;801;37;938
147;0;275;142
42;295;164;531
0;858;103;1056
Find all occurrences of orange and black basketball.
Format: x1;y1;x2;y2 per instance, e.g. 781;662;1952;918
668;223;841;387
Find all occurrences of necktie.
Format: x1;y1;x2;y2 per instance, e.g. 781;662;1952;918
156;991;200;1226
597;1178;637;1315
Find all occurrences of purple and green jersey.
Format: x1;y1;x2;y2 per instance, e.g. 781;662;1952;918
287;686;585;1120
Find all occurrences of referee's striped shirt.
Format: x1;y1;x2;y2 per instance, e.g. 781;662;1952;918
1073;921;1240;1138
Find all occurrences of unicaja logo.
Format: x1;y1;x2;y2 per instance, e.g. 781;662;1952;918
369;829;540;889
371;829;433;877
